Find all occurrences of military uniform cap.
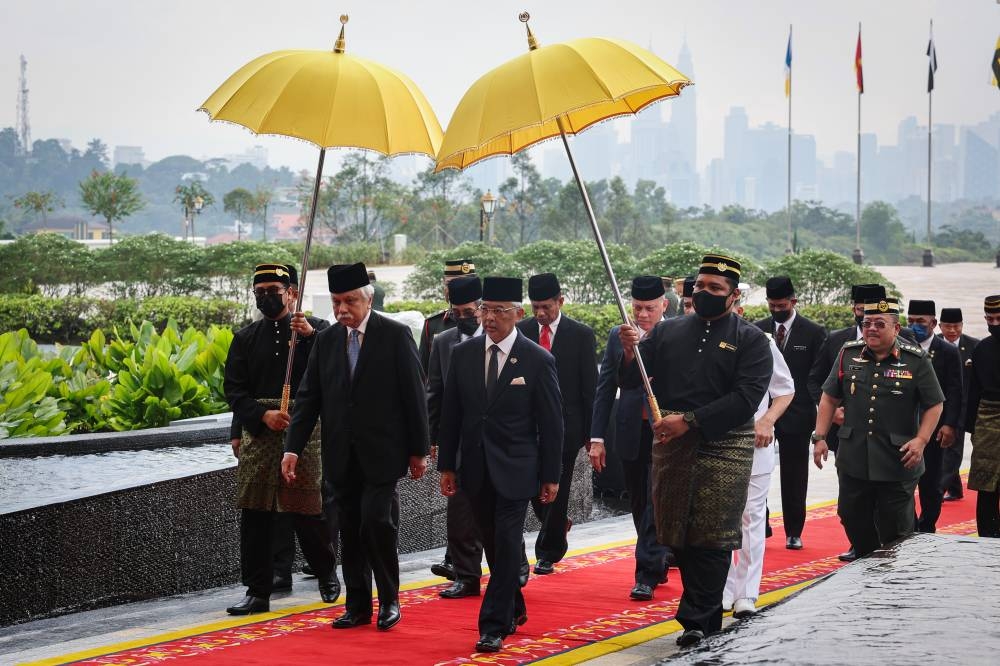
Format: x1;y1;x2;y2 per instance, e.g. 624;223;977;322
254;263;291;286
698;253;741;281
327;262;370;293
985;295;1000;314
907;300;935;317
448;275;482;306
444;259;476;277
528;273;561;301
631;275;665;301
863;297;900;315
682;275;696;298
939;308;962;323
284;264;298;288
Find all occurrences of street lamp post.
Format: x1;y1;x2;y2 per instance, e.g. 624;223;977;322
183;196;205;242
480;189;497;243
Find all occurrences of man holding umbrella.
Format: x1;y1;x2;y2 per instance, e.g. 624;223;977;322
282;263;429;632
618;254;772;647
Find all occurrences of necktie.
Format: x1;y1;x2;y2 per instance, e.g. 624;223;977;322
348;329;361;377
486;344;499;402
776;324;786;349
539;324;552;351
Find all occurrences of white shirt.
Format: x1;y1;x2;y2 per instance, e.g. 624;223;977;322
485;327;518;380
538;312;562;341
919;334;933;352
347;309;372;346
751;338;795;476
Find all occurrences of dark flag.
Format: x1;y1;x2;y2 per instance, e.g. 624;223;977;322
992;35;1000;89
927;32;938;93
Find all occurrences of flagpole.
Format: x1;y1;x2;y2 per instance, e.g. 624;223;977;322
925;19;934;268
854;22;864;265
786;23;793;254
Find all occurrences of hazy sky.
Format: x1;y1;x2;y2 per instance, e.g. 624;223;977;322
2;0;998;175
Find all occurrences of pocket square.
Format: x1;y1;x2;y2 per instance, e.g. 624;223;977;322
510;377;526;385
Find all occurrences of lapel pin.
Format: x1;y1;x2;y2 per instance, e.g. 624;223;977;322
510;357;518;365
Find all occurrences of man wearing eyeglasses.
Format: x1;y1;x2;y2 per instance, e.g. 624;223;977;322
437;277;564;654
223;263;337;615
812;297;944;558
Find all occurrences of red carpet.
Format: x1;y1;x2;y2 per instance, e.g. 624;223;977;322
59;489;978;666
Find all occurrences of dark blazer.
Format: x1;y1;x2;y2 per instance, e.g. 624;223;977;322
591;325;647;461
754;313;827;433
937;333;979;434
926;336;964;431
437;331;564;500
517;314;597;453
285;311;429;489
427;326;466;444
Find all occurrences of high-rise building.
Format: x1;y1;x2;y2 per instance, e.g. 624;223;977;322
113;145;146;168
962;128;999;201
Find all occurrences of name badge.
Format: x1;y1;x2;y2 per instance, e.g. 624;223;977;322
793;345;807;351
719;341;737;352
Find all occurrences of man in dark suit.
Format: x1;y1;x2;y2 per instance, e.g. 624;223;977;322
590;276;671;601
419;259;476;371
753;276;826;550
906;300;963;532
516;273;597;576
438;276;564;654
426;275;486;598
938;307;979;500
282;262;429;632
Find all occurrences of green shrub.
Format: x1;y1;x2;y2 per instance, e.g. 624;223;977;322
405;242;525;299
0;330;70;437
762;250;898;304
384;300;448;317
0;233;98;297
98;233;206;299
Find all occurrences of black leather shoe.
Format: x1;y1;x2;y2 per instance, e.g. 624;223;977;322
506;611;528;635
785;536;803;550
226;595;269;615
440;580;480;599
319;576;341;603
476;634;503;653
272;575;292;593
629;582;654;601
332;611;372;629
676;629;704;647
301;564;316;577
518;561;530;587
377;601;401;631
943;493;963;501
838;547;857;562
533;559;554;575
659;569;669;585
431;561;456;581
765;522;773;538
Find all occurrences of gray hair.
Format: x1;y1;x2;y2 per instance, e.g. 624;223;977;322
359;284;375;301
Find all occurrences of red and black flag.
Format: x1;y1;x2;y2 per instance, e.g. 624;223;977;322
855;27;864;94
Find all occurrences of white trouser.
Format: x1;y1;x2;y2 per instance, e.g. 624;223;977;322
723;471;771;604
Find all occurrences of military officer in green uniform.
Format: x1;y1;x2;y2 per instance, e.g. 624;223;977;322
418;259;476;371
813;297;944;558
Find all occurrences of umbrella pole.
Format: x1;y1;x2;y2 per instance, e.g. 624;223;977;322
557;125;660;416
280;148;327;414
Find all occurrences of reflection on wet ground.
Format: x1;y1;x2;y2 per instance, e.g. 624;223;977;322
661;534;1000;666
0;444;234;514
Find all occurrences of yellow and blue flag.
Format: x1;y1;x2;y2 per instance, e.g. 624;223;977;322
784;29;792;97
992;34;1000;89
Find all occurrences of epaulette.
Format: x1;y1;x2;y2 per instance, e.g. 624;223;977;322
843;339;865;348
898;342;926;356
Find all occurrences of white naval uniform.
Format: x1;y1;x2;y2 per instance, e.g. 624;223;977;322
723;337;795;605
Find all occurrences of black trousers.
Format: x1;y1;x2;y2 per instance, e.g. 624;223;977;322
674;546;732;635
447;488;484;583
240;508;336;599
273;480;340;579
916;439;944;532
776;427;810;538
620;421;669;587
337;478;401;616
977;491;1000;538
467;467;528;637
940;432;965;497
837;469;917;557
530;443;580;563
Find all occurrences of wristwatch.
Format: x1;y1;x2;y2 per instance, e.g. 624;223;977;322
682;411;698;428
810;433;827;443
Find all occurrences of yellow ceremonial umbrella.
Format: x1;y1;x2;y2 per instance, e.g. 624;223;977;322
200;15;443;411
436;12;691;416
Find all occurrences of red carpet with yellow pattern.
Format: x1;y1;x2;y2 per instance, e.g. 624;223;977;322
35;491;978;666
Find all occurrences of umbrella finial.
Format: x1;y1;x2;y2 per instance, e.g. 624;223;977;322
334;14;349;53
519;12;539;51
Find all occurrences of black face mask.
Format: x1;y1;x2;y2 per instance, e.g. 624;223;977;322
855;314;865;328
771;309;792;324
989;324;1000;340
455;316;479;337
693;289;733;320
256;292;286;319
